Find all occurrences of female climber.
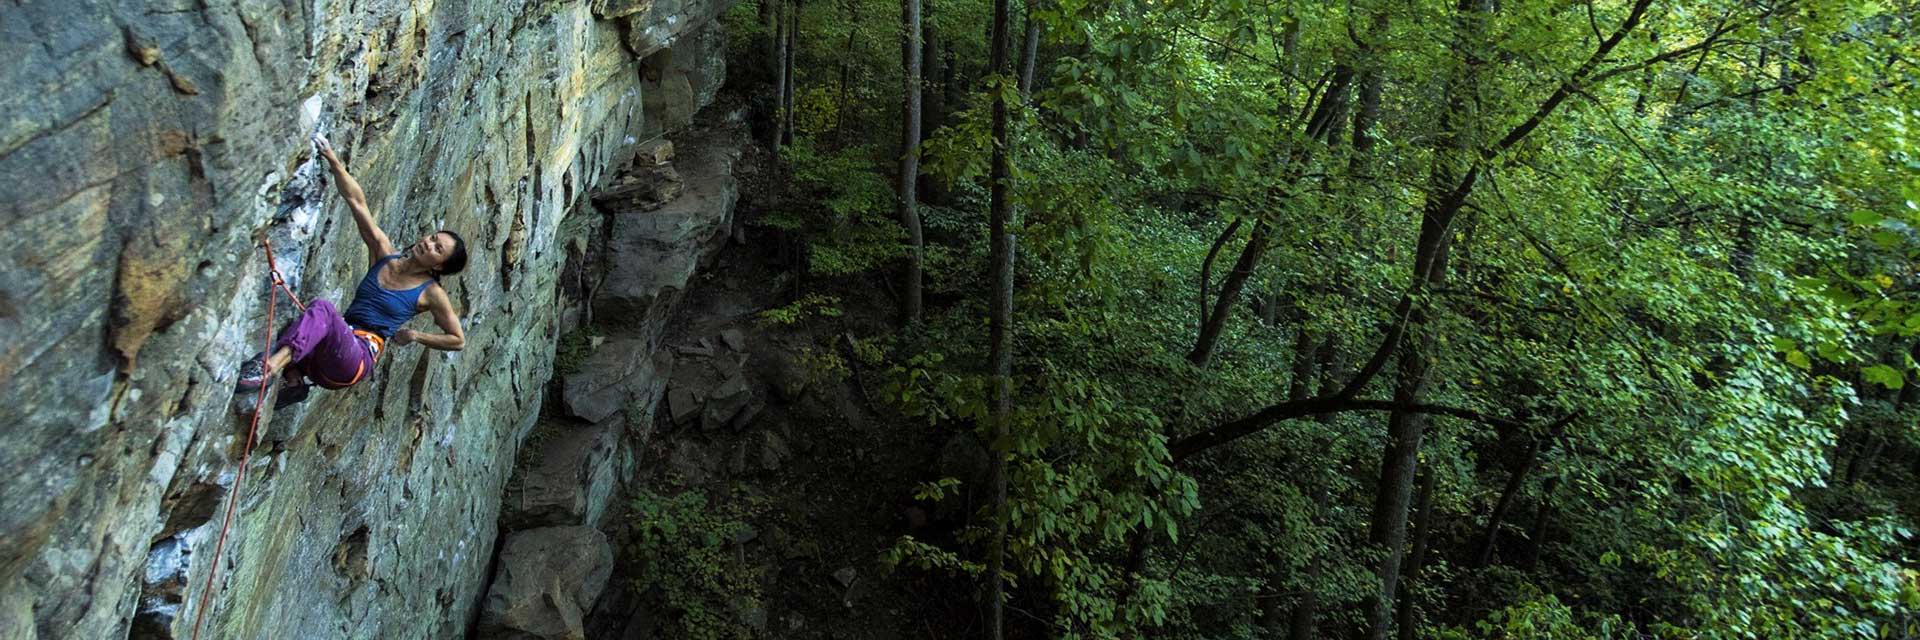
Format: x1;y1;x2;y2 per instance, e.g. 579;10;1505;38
236;135;469;407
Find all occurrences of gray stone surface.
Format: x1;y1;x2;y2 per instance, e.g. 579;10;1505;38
729;430;790;475
561;339;670;423
596;134;743;322
477;526;615;640
502;420;622;530
0;2;732;638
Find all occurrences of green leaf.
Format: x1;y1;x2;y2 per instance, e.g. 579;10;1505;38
1848;210;1883;226
1863;364;1905;389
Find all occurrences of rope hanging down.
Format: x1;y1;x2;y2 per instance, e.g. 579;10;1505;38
188;240;303;640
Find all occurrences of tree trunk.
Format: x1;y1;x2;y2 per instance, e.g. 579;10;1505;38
1287;540;1325;640
919;12;945;205
1846;342;1916;484
1359;4;1474;628
1521;478;1559;568
1188;69;1352;367
783;0;800;145
985;0;1015;631
1476;415;1572;566
1288;326;1317;401
1286;336;1343;640
1018;4;1041;98
836;0;859;145
769;0;788;151
898;0;924;324
1358;313;1442;640
1187;220;1271;366
1394;469;1437;640
1197;218;1244;335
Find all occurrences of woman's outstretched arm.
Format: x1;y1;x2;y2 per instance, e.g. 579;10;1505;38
316;135;396;262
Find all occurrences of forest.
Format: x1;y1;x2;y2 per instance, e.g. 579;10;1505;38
697;0;1920;636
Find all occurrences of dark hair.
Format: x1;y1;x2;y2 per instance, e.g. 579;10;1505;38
435;230;469;277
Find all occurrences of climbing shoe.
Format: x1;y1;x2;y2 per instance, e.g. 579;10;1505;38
274;383;312;410
235;352;269;392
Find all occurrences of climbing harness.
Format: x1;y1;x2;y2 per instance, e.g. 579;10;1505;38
188;239;302;640
311;330;383;389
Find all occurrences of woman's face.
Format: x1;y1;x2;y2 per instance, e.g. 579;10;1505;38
409;232;455;269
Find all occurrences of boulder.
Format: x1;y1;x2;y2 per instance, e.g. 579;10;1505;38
729;398;764;430
729;430;789;475
667;387;701;426
702;374;752;430
501;420;622;529
590;163;683;213
672;340;714;358
561;339;670;424
635;139;676;166
938;433;991;489
719;328;746;352
477;527;614;640
594;141;741;321
935;433;991;522
667;441;721;486
761;347;811;401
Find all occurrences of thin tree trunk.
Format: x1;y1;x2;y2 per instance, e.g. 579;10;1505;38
1197;217;1244;334
1287;532;1325;640
836;0;859;145
1188;220;1271;366
1188;69;1352;367
1288;336;1343;640
1359;298;1444;640
1287;330;1317;402
1521;478;1559;568
898;0;924;324
1847;437;1886;485
1395;469;1437;640
770;0;788;151
985;0;1015;631
1476;415;1573;566
919;11;945;205
1847;341;1917;484
1018;4;1041;98
783;0;800;145
1360;0;1477;628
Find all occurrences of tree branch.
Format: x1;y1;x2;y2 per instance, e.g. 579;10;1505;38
1170;396;1577;461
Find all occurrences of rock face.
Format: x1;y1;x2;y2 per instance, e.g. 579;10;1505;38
502;419;623;530
596;130;743;330
476;526;615;640
0;1;732;638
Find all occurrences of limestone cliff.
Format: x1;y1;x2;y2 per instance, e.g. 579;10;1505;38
0;1;733;637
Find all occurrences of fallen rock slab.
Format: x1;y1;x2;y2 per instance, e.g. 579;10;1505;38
502;420;622;530
477;527;614;640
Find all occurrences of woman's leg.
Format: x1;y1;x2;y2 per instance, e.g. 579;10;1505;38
270;300;370;387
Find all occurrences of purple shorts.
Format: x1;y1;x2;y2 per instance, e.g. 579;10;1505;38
275;300;377;389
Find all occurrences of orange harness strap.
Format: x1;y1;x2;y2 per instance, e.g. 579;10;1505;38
312;330;383;389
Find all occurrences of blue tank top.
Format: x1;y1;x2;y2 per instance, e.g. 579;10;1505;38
342;254;434;339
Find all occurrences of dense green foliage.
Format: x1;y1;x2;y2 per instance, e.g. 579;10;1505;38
725;0;1920;636
626;487;768;639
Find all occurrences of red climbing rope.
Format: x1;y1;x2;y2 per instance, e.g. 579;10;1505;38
188;239;296;640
